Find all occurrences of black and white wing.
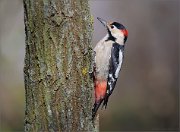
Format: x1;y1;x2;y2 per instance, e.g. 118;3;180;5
103;43;124;108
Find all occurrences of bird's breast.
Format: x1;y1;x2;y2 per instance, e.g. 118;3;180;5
94;41;113;80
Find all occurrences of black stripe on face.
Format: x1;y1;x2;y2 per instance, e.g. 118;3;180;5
106;29;116;42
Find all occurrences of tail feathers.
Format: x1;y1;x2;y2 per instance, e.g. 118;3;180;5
92;99;103;120
101;94;109;109
102;83;115;109
92;96;110;120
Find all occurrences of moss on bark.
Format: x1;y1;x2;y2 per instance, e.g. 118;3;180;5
23;0;96;131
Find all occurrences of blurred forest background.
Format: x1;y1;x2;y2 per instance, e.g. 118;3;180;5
0;0;179;131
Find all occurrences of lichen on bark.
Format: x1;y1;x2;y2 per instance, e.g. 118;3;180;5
23;0;96;131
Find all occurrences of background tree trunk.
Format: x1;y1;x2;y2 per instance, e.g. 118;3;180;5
23;0;97;131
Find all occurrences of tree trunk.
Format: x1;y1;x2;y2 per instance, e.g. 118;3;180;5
23;0;97;131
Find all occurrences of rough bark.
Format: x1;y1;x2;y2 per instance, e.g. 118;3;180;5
23;0;97;131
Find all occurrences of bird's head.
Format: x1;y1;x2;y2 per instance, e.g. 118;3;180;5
97;17;128;44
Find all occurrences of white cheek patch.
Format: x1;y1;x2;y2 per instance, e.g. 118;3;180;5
114;30;124;38
111;29;124;44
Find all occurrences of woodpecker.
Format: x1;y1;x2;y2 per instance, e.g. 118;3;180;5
92;17;128;119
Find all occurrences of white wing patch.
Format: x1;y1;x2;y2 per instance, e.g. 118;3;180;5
115;50;123;78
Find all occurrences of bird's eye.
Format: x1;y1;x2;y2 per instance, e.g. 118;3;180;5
111;25;115;29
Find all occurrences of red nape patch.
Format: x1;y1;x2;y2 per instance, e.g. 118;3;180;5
95;80;107;101
121;29;128;37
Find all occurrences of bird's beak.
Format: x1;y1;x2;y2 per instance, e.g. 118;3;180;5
97;17;108;27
